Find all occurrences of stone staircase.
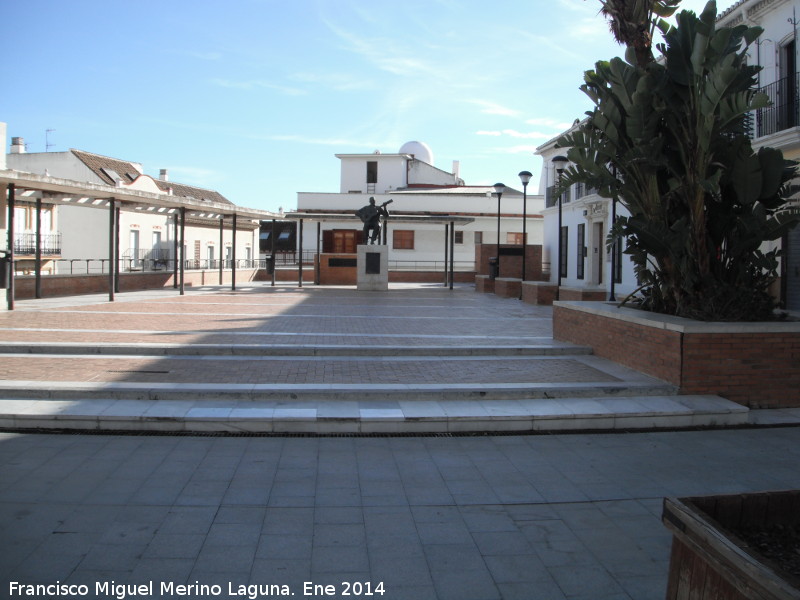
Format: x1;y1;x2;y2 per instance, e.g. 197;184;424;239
0;339;749;434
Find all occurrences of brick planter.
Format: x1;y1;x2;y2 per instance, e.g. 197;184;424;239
553;301;800;408
662;492;800;600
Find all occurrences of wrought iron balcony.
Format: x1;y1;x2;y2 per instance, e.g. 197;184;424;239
755;73;799;138
13;233;62;256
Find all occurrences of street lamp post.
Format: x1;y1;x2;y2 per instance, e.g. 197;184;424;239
518;171;532;292
551;156;568;300
493;182;506;278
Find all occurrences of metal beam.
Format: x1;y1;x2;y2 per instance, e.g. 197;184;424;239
35;197;42;299
7;183;15;310
108;197;116;302
231;213;237;291
449;220;455;290
219;215;224;285
179;207;186;295
298;218;303;288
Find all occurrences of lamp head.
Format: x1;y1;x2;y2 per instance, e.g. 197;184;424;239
551;155;568;174
493;183;506;196
518;171;532;186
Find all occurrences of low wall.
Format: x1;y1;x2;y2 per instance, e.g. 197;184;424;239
475;244;543;280
494;278;521;298
12;269;261;299
521;282;557;305
10;267;475;299
553;301;800;408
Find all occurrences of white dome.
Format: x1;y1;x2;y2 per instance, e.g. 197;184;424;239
399;141;433;165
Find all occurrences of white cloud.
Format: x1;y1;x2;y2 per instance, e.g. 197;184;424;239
469;100;521;117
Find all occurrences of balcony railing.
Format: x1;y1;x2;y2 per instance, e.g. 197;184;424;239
14;232;62;256
755;73;799;138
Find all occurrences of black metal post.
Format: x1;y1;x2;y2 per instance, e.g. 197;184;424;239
35;197;42;299
443;224;449;287
298;218;303;288
316;222;321;285
231;212;237;291
557;178;563;301
496;194;502;278
449;220;455;290
179;207;186;295
114;205;120;294
521;182;528;284
609;196;617;302
173;212;179;288
7;183;15;310
108;197;116;302
271;219;276;287
219;215;224;284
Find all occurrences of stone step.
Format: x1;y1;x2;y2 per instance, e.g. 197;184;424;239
0;394;750;434
0;380;679;403
0;341;593;357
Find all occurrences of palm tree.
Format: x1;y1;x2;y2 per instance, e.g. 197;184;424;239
594;0;682;66
559;1;799;320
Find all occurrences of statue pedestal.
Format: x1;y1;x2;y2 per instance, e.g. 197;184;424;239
357;245;388;291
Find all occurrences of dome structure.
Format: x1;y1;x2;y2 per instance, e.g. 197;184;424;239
399;141;433;165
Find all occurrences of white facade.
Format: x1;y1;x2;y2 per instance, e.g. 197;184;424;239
297;142;544;269
7;146;258;273
535;133;637;298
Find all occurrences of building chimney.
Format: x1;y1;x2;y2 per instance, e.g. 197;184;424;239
159;168;168;181
452;160;460;179
10;137;25;154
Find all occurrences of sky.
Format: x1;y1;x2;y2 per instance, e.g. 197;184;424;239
2;0;734;213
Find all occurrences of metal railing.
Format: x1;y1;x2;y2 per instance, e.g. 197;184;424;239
53;258;266;275
755;73;799;138
13;233;62;256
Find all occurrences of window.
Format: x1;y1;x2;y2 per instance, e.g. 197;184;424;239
474;231;483;244
366;161;378;184
560;226;569;278
454;231;463;244
393;230;414;250
613;236;623;284
576;224;585;280
507;232;524;245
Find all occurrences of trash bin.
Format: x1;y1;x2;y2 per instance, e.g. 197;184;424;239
266;255;275;275
488;257;499;280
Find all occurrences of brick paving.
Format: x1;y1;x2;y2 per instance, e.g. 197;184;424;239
0;285;610;387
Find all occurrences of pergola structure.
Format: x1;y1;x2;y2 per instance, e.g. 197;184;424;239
282;211;475;289
1;169;278;310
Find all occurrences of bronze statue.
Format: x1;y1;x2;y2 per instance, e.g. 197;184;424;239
355;197;392;245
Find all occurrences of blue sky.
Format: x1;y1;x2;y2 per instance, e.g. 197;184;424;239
2;0;732;213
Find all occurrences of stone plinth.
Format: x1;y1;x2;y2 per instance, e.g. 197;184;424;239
357;245;388;291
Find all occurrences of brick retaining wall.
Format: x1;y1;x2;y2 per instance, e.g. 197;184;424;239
553;301;800;408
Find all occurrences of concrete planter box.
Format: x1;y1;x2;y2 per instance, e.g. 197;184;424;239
553;301;800;408
662;492;800;600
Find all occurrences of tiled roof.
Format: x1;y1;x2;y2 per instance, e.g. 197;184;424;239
153;180;232;205
71;148;232;205
71;149;143;185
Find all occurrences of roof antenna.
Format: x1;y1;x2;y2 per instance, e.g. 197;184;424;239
46;129;56;152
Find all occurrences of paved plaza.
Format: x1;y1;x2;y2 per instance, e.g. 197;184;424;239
0;283;799;599
2;428;800;600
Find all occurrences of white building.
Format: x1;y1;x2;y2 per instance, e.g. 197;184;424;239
716;0;800;309
6;139;262;274
294;141;544;272
536;0;800;304
535;128;635;299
